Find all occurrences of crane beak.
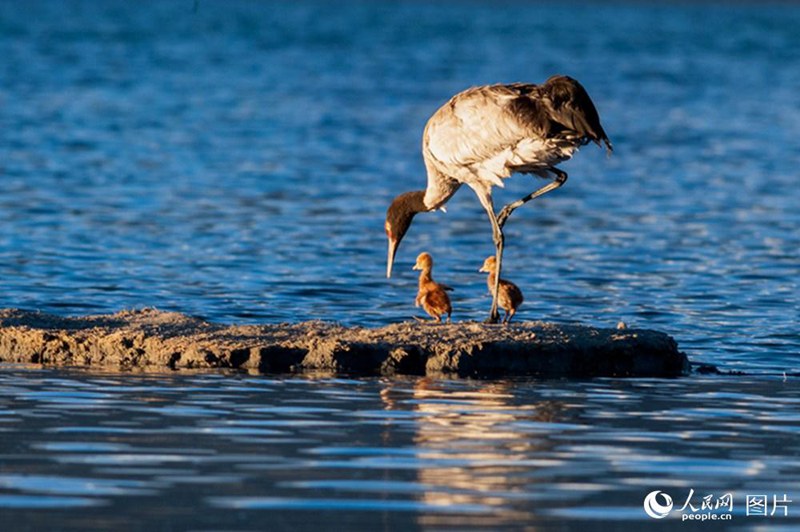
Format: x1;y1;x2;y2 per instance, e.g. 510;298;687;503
479;266;488;273
386;238;398;278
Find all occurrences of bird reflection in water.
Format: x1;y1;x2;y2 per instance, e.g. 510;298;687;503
379;379;567;527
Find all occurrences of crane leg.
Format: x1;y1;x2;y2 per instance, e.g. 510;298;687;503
471;184;504;324
482;203;504;324
497;168;568;229
489;224;504;324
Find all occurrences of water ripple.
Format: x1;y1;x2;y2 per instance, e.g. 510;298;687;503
0;1;797;375
1;369;800;528
207;496;496;514
1;1;800;530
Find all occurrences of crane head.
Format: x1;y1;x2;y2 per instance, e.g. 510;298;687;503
385;190;426;278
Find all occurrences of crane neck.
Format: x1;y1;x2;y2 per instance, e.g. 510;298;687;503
422;162;460;211
388;190;428;221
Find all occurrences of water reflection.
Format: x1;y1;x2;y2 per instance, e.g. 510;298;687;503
378;379;592;526
1;369;800;528
411;381;539;525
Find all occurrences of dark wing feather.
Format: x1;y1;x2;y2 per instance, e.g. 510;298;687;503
542;75;613;153
507;93;552;138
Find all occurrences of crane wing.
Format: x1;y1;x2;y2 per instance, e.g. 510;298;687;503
422;77;611;189
423;84;571;187
424;85;542;186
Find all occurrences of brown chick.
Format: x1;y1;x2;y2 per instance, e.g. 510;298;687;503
412;252;453;323
479;256;523;324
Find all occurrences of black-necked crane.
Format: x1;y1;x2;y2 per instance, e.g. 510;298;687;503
385;75;612;323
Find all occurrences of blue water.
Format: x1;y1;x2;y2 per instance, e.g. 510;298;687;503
0;0;799;529
1;369;799;530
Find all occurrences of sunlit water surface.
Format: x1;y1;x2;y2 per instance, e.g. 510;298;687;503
1;369;799;530
0;1;799;529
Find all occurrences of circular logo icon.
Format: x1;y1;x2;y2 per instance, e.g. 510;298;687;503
644;490;673;519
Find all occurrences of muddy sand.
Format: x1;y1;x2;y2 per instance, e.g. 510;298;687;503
0;308;690;377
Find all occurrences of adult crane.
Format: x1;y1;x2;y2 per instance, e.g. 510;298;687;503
385;75;612;323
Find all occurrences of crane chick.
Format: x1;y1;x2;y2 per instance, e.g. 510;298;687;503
412;252;452;323
479;256;523;324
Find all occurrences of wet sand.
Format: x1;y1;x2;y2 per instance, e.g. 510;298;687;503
0;309;689;377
